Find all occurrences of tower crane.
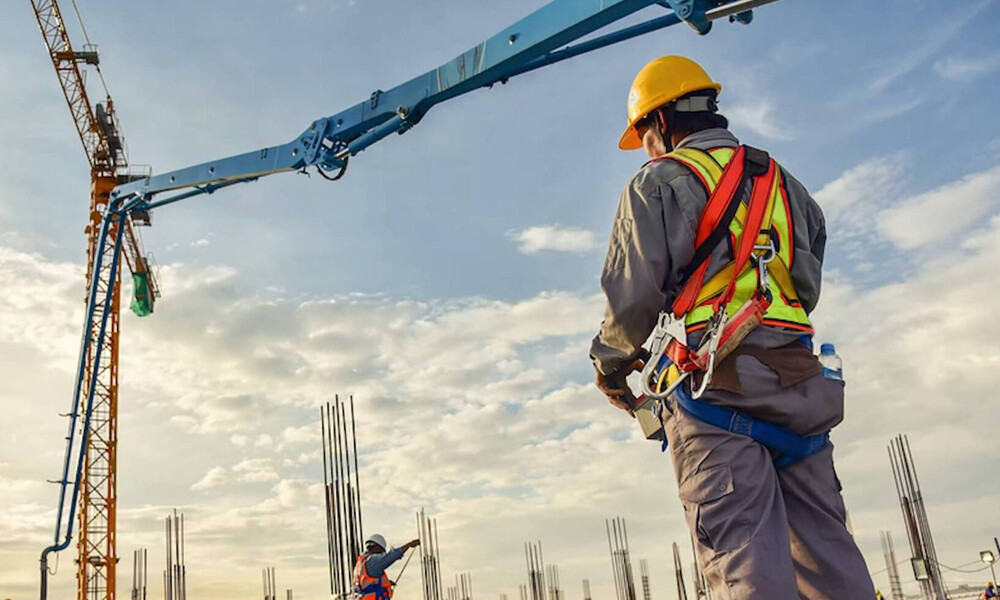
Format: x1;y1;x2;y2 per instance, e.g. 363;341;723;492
36;1;782;599
30;3;159;600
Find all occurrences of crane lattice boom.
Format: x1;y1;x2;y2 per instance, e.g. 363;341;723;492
31;3;159;600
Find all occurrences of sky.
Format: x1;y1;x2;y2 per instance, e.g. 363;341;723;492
2;0;1000;599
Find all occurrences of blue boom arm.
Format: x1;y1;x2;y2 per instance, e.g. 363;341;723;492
41;1;783;598
112;0;776;210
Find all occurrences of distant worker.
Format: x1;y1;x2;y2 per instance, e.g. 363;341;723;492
985;581;998;599
353;533;420;600
590;56;876;599
876;590;885;600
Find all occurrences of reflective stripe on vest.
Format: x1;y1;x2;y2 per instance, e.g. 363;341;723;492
664;146;813;334
354;554;393;600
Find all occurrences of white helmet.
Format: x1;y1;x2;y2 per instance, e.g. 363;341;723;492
365;533;387;552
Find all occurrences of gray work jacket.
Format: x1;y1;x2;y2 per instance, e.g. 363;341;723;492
590;128;827;376
361;547;406;577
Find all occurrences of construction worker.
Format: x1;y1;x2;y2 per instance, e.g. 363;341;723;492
876;591;885;600
590;56;876;599
353;533;420;600
985;581;998;599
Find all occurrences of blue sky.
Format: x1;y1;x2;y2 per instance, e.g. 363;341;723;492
6;0;996;300
2;1;1000;599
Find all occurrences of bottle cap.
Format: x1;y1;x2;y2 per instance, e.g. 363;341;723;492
820;343;836;354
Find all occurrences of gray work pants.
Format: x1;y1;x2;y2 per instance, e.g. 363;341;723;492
662;355;876;599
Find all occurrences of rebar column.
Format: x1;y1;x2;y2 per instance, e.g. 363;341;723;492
162;511;187;600
640;559;651;600
606;518;637;600
322;396;366;599
524;542;547;600
418;509;445;600
671;543;687;600
889;435;948;600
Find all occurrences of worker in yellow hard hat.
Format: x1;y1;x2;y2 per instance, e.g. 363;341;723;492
590;56;876;599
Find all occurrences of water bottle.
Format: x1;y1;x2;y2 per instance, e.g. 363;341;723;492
818;343;843;381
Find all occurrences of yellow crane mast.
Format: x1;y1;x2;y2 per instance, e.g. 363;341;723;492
30;2;159;600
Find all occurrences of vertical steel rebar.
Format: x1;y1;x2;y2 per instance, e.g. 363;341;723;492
320;397;366;600
672;543;688;600
351;396;363;547
164;518;170;600
640;559;651;600
322;406;335;595
889;435;947;600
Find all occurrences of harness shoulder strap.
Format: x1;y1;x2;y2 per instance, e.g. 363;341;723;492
690;168;799;308
669;147;726;187
671;146;771;317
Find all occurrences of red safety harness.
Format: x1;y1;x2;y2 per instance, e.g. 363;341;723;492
653;145;778;385
635;145;832;466
354;554;394;600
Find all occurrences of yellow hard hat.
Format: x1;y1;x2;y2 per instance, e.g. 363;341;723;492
618;56;722;150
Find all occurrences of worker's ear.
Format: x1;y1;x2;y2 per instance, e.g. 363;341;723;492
654;108;670;138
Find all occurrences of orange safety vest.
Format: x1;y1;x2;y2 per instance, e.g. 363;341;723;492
353;554;394;600
656;145;813;335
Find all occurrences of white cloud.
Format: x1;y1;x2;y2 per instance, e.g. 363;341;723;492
191;466;233;491
233;458;280;483
932;53;1000;81
279;423;320;449
3;191;1000;600
727;100;794;141
191;238;210;247
878;165;1000;249
506;225;600;254
814;155;908;256
861;96;924;122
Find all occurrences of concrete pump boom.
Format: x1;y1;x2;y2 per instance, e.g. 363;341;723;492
111;0;777;209
40;1;784;598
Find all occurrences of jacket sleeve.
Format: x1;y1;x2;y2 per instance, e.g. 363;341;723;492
782;169;826;314
590;172;673;375
366;548;405;577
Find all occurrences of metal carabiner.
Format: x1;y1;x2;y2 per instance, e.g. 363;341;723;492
753;240;776;294
639;312;685;400
690;317;724;398
691;308;729;399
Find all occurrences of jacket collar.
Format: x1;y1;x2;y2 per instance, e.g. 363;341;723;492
675;128;739;151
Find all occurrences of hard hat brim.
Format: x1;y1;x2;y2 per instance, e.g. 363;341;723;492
618;126;643;151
